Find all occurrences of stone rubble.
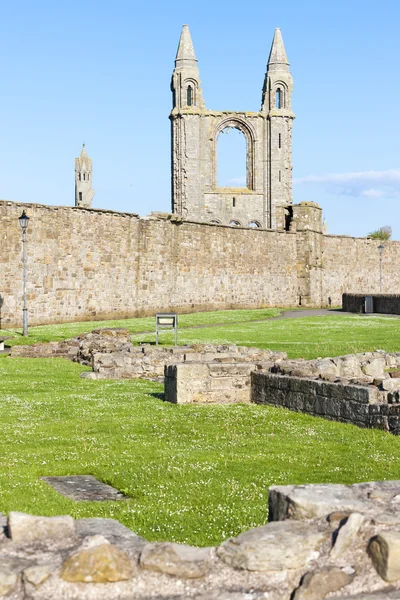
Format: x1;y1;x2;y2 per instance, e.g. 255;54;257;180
10;329;286;382
1;481;400;598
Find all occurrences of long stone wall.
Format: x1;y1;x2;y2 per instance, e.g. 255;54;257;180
3;199;400;326
0;201;298;327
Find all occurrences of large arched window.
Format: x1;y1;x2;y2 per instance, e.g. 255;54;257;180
187;85;193;106
229;220;241;227
217;127;246;188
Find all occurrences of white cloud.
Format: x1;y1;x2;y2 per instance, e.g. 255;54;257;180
361;188;386;198
294;169;400;199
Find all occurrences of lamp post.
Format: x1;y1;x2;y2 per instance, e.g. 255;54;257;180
378;243;384;294
18;210;30;336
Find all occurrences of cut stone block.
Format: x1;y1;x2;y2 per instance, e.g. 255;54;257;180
40;475;126;501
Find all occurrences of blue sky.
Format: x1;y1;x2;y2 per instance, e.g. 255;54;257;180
1;0;400;238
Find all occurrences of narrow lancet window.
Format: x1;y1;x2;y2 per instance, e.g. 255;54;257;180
278;133;282;148
79;173;81;181
187;85;193;106
276;88;282;109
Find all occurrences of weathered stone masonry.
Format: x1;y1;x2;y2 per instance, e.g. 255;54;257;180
2;199;400;326
3;480;400;599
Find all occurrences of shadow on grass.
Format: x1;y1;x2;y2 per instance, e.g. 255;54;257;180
150;392;165;401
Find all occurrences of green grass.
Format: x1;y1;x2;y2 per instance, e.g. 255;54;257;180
2;309;400;545
3;307;281;346
133;314;400;359
1;355;400;546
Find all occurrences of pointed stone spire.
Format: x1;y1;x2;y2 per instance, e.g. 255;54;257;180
261;28;293;112
175;24;198;69
171;24;205;110
267;28;289;71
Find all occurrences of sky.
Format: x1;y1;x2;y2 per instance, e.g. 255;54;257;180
1;0;400;238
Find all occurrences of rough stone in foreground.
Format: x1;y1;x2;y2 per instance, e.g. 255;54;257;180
217;520;327;571
75;517;146;556
335;591;400;600
23;564;54;586
0;570;19;596
61;542;133;583
330;512;364;560
140;542;210;578
368;531;400;582
268;484;369;521
293;566;355;600
8;512;75;544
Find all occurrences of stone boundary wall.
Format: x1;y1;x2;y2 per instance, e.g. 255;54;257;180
3;200;400;326
0;201;298;327
251;372;400;433
321;235;400;307
343;293;400;315
2;480;400;598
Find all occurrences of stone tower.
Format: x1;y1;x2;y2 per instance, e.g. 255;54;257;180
170;25;294;229
75;144;94;208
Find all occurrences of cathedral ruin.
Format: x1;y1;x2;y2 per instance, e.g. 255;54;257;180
170;25;294;230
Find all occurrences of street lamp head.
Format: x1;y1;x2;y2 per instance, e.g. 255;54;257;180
378;244;385;254
18;210;30;232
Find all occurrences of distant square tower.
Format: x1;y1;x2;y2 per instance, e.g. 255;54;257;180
170;26;294;229
75;144;95;208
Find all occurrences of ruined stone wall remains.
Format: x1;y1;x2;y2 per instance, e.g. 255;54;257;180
3;480;400;598
343;293;400;315
165;362;262;404
251;352;400;434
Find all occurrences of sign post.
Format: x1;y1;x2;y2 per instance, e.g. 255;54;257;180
156;313;178;346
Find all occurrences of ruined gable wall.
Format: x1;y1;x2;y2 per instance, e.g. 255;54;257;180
321;235;400;307
0;201;298;327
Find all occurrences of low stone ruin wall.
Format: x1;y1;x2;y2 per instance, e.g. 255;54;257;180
343;293;400;314
2;480;400;599
251;372;399;430
84;343;283;382
165;362;267;404
10;328;133;363
10;329;286;382
251;351;400;433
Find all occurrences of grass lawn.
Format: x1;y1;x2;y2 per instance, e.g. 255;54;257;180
1;309;400;546
133;314;400;360
3;307;281;347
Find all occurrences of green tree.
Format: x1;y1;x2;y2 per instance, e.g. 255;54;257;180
368;226;392;240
